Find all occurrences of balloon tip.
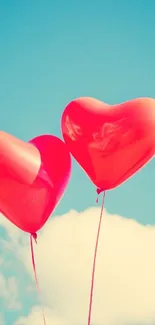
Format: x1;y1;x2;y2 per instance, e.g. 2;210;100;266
96;188;104;195
31;232;38;243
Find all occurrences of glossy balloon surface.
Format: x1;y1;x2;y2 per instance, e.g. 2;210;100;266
61;97;155;190
0;132;71;233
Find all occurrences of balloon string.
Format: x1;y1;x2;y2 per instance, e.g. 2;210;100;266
30;235;47;325
87;191;106;325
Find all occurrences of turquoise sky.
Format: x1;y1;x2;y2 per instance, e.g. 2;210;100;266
0;0;155;324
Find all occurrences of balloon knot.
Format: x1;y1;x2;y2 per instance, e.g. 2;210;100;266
96;188;104;195
31;233;37;244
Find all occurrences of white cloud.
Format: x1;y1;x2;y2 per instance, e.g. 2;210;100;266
0;313;5;325
0;274;8;300
7;277;21;310
1;208;155;325
15;307;67;325
0;273;21;311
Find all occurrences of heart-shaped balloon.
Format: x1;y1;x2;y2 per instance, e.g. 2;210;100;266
61;97;155;191
0;132;71;234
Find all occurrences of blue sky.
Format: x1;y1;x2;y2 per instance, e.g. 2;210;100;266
0;0;155;324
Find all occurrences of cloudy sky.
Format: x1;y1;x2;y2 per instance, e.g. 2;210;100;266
0;0;155;324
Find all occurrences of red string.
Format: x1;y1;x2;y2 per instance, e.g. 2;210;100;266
30;234;47;325
87;191;106;325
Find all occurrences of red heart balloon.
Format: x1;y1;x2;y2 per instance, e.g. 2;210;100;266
0;132;71;234
61;97;155;191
